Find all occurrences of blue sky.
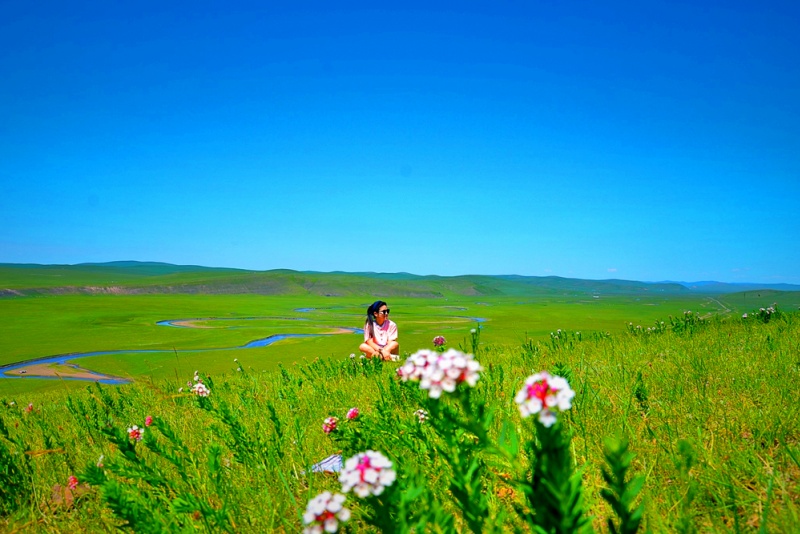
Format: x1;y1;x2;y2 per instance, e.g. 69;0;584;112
1;1;798;283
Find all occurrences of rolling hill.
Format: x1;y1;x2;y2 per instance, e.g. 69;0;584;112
2;261;798;299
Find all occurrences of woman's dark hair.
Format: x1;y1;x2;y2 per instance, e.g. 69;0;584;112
365;300;387;339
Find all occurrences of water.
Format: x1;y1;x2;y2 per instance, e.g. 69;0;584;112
0;320;362;383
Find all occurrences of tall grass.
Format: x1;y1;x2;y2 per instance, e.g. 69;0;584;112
0;310;798;532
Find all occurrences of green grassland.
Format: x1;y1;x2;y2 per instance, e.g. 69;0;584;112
2;262;799;396
0;309;797;532
0;292;742;395
1;264;799;531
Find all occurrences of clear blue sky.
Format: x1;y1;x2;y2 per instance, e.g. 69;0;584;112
1;1;798;283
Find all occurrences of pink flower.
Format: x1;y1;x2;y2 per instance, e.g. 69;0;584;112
127;425;144;441
191;382;211;397
339;450;396;498
515;371;575;427
400;349;483;399
25;403;33;412
67;475;79;490
323;416;339;434
346;407;359;420
303;491;351;533
145;415;153;427
433;335;446;347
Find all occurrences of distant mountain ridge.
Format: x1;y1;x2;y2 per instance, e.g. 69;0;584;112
664;280;800;293
1;261;798;298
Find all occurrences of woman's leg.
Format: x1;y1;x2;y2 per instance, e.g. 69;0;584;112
359;342;380;358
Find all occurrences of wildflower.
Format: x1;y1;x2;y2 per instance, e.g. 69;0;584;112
97;454;104;468
234;358;238;362
742;313;748;319
127;425;144;441
414;409;428;422
346;407;359;420
349;353;356;359
25;403;33;412
67;475;79;490
515;371;575;427
145;415;153;427
191;382;211;397
303;491;351;534
323;416;339;434
400;349;482;399
470;328;476;334
432;335;446;347
178;387;184;393
339;450;396;498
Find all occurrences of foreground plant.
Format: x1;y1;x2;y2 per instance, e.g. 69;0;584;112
398;348;482;398
303;491;351;534
339;450;396;498
515;371;575;427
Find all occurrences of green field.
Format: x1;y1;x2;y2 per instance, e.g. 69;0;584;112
1;264;799;532
0;292;754;395
2;263;799;396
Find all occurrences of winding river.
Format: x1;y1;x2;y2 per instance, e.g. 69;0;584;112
0;311;486;384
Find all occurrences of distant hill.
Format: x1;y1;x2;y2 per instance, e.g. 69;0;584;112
1;262;798;298
671;280;800;293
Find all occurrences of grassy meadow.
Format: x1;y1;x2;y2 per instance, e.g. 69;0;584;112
0;291;751;395
1;264;799;532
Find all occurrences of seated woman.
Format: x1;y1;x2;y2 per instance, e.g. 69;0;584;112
359;300;399;361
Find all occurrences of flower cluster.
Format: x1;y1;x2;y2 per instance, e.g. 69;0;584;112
346;407;359;420
414;409;428;422
515;371;575;427
323;417;339;434
145;415;153;427
192;382;211;397
433;335;446;347
302;491;351;534
183;370;211;396
339;450;397;498
127;425;144;441
67;475;79;490
399;349;483;398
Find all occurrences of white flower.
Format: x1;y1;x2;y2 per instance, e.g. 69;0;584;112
192;382;211;397
400;349;482;399
414;409;428;422
339;450;396;498
303;491;351;533
515;371;575;427
127;425;144;441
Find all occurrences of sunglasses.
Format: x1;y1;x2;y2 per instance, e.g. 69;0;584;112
377;309;390;315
